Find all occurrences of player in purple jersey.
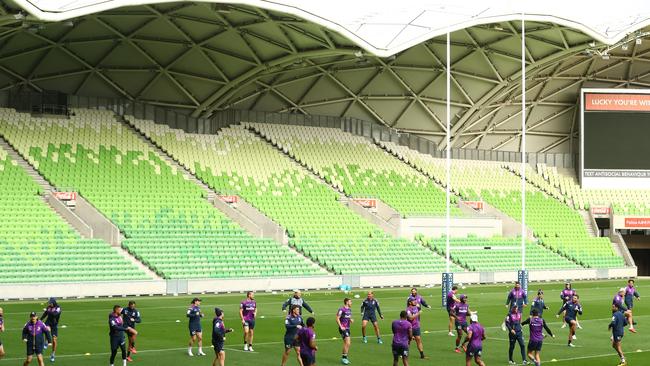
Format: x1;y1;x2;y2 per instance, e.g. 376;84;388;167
23;312;52;366
407;288;432;310
336;298;353;365
392;311;413;366
0;307;5;360
613;288;637;333
239;291;257;351
560;283;575;303
452;295;471;354
406;297;427;359
446;286;460;336
505;281;528;313
298;317;317;366
560;283;576;329
625;279;641;312
108;305;137;366
522;309;554;366
463;314;485;366
505;305;526;365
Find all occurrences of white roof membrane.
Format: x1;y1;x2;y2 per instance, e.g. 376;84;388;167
16;0;650;56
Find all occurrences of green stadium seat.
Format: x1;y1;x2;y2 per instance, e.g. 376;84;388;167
0;108;324;280
126;116;461;275
0;143;149;282
379;141;626;269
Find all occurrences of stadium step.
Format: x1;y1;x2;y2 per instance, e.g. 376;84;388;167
285;241;334;273
245;125;401;237
0;134;54;191
3;125;163;279
1;132;100;240
374;140;592;269
579;210;598;237
480;201;536;240
246;125;345;195
40;194;94;239
118;115;213;195
115;115;286;239
374;138;534;239
113;246;161;280
373;139;467;210
505;165;568;204
118;115;301;245
610;232;637;267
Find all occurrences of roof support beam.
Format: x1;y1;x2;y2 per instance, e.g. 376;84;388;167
192;49;357;118
0;64;42;92
442;42;592;150
310;61;391;127
27;32;133;99
539;136;569;153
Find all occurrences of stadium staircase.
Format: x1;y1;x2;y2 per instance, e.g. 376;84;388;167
244;123;582;271
247;123;461;218
243;123;592;271
2;134;93;237
579;210;598;237
610;232;636;267
120;115;326;274
243;125;399;236
376;140;534;240
1;129;162;280
0;141;152;282
123;117;461;275
0;134;54;190
120;115;290;244
375;140;626;269
0;108;326;279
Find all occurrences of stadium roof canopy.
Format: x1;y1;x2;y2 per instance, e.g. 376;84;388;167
3;0;650;152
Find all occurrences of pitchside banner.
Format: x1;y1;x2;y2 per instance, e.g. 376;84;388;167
518;270;529;297
441;272;454;308
581;89;650;189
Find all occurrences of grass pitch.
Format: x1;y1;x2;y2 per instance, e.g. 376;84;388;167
0;279;646;365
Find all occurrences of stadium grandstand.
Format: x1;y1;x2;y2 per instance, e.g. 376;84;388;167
0;1;648;365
